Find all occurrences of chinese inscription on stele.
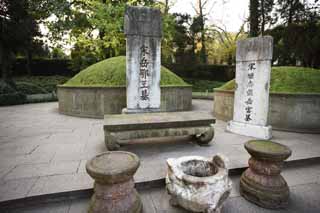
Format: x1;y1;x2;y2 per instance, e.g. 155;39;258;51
139;45;150;101
227;36;273;140
244;62;255;122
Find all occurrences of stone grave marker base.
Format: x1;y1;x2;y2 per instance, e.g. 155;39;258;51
227;121;272;140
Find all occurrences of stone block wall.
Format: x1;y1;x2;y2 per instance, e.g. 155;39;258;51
57;86;192;118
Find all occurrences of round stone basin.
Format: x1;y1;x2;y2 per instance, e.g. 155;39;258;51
166;155;232;212
245;140;292;161
86;151;140;184
181;160;218;177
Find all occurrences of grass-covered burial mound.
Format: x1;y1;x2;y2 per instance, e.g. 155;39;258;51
219;66;320;93
58;56;192;118
64;56;188;87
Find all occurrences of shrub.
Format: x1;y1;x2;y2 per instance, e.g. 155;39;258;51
0;92;26;106
16;82;48;95
14;75;69;93
184;79;225;92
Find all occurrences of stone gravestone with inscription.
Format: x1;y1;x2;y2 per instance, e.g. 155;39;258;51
123;6;162;114
227;36;273;139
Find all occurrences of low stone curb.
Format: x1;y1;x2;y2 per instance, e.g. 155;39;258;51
192;92;214;100
26;93;57;103
1;156;319;210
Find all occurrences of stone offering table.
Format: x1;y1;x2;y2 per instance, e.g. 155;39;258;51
104;111;215;150
86;151;142;213
240;140;292;209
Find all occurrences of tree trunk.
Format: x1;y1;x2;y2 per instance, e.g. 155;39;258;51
198;0;207;64
25;49;32;76
164;0;169;14
288;0;293;24
249;0;259;37
261;0;265;34
0;44;9;81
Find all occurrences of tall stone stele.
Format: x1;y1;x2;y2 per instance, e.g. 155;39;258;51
123;6;162;114
227;36;273;139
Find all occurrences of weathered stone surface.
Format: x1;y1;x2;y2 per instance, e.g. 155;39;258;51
166;154;232;213
104;111;215;131
227;36;273;139
240;140;292;209
124;6;162;37
105;126;214;150
124;6;162;113
86;151;142;213
57;85;192;118
104;111;215;150
214;89;320;133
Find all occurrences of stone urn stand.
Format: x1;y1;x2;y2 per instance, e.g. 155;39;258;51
86;151;142;213
240;140;292;209
166;154;232;213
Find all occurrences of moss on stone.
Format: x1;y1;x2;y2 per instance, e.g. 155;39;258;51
218;66;320;93
247;140;288;154
64;56;188;87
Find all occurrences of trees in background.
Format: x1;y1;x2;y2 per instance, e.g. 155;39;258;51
208;24;247;65
1;0;39;84
44;0;181;70
249;0;275;36
1;0;319;76
248;0;320;67
0;0;62;81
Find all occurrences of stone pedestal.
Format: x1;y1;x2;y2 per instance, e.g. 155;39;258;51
124;6;162;113
86;151;142;213
227;36;273;139
240;140;292;209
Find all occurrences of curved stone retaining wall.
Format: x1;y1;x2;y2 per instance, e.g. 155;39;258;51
213;89;320;133
57;85;192;118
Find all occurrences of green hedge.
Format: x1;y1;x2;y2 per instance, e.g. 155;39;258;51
16;82;48;95
0;92;26;106
14;75;69;93
165;64;235;82
184;79;225;92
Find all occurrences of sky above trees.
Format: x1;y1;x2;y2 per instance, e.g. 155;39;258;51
170;0;249;32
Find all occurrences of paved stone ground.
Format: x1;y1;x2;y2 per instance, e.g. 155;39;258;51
0;100;319;202
3;162;320;212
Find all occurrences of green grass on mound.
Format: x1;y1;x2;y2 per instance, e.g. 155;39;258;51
64;56;188;87
218;66;320;93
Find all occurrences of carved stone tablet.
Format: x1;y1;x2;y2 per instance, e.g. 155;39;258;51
227;36;273;139
123;6;162;113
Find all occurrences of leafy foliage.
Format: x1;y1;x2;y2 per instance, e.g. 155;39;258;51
45;0;178;70
0;92;27;106
14;75;69;93
266;21;320;68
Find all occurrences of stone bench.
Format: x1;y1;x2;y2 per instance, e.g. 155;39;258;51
104;111;215;150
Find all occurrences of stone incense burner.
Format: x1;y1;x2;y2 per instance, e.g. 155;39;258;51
166;154;232;213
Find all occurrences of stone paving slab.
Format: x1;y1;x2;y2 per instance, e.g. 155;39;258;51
3;162;320;212
0;100;320;202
